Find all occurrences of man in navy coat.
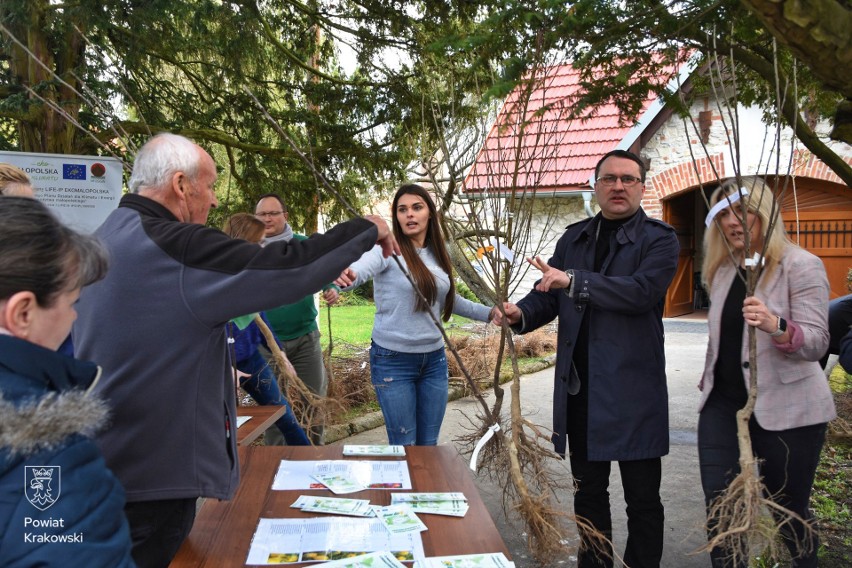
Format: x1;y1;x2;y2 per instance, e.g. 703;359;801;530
497;149;679;568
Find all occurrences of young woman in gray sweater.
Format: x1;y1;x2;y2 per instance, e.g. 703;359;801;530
336;184;495;445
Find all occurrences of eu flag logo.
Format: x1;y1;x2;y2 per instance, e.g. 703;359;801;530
63;164;86;180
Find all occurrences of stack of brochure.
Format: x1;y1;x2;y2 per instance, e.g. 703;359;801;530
371;504;428;535
390;492;469;517
245;517;424;565
291;496;373;517
342;444;406;457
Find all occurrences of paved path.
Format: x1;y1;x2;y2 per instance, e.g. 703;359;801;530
334;320;713;567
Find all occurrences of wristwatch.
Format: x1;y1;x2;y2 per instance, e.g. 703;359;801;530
769;316;787;337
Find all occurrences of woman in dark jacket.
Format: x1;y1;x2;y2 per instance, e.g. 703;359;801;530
0;197;134;567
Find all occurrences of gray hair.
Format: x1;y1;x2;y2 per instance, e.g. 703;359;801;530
0;197;108;307
128;133;200;194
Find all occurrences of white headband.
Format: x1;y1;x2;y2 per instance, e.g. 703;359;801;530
704;188;749;227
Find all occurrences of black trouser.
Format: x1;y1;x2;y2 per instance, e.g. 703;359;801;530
565;345;664;568
569;453;665;568
698;390;827;568
124;498;197;568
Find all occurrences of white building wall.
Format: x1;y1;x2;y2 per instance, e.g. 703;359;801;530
641;97;849;179
509;195;590;299
448;194;590;302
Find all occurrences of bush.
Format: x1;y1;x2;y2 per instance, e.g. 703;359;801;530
349;278;373;300
328;290;373;307
455;279;479;302
327;350;375;416
446;328;556;383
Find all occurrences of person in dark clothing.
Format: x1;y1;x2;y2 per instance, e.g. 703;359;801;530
839;326;852;371
72;133;397;568
820;293;852;368
0;197;134;567
495;150;679;568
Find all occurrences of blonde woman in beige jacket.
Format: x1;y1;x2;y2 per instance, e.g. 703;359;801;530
698;177;835;568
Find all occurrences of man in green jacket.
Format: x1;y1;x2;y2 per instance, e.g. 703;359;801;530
255;193;338;444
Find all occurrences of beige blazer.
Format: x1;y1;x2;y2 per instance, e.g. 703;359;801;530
699;245;836;430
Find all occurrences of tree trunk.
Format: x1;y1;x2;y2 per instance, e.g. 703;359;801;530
6;0;84;154
447;237;498;305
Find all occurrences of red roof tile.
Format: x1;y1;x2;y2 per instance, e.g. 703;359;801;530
463;64;664;194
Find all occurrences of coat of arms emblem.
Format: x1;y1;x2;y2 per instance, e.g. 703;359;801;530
25;466;61;511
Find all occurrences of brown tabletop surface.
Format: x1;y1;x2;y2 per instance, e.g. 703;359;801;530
235;406;286;446
170;445;510;567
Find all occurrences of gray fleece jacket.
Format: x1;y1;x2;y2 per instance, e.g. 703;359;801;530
73;194;378;502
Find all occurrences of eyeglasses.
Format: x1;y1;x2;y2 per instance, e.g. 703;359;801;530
596;175;643;188
255;211;285;218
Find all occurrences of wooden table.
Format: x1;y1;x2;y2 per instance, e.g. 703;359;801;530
171;446;510;567
236;406;287;446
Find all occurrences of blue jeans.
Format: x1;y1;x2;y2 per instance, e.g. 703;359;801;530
369;341;449;446
238;351;310;446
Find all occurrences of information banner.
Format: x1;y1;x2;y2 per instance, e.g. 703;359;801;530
0;150;123;233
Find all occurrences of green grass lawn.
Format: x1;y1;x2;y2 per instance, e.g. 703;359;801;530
318;303;477;353
318;304;376;350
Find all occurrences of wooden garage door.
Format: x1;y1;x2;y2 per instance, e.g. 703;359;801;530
663;192;695;317
778;183;852;299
